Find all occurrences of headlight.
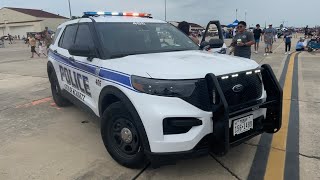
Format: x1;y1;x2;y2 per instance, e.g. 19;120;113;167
131;75;197;97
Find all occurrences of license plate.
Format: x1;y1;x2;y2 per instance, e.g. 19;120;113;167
233;115;254;136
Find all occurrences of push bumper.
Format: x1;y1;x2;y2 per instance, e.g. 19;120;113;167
146;64;282;167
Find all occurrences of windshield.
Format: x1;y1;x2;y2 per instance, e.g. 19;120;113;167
96;22;199;58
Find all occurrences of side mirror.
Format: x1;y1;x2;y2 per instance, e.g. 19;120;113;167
200;41;210;50
68;44;96;58
209;39;224;48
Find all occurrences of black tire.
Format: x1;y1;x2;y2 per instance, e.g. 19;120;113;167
308;47;313;52
49;71;71;107
101;101;147;169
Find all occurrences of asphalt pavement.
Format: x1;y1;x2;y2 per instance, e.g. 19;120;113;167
0;38;319;180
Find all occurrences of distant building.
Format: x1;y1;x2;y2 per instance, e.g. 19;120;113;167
169;21;205;33
0;7;68;37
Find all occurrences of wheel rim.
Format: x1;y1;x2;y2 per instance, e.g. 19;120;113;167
110;117;140;156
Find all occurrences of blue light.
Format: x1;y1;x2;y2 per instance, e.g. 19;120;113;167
83;12;98;15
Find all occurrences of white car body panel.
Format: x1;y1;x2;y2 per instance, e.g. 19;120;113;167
99;50;258;79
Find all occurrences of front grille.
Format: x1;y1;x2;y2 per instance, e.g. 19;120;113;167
218;72;262;110
181;71;263;112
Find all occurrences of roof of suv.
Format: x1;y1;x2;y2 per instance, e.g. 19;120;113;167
58;16;166;28
93;16;166;23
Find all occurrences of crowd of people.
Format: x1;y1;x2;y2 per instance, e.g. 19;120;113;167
0;27;53;58
175;20;317;60
27;27;53;58
229;22;319;59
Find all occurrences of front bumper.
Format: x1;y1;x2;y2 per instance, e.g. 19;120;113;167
142;64;282;167
204;64;282;155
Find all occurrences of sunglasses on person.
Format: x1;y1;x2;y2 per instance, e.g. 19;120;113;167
237;25;244;29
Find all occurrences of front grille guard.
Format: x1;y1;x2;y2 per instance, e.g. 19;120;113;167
205;64;283;155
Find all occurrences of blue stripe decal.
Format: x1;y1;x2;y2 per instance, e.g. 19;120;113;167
50;51;96;75
49;51;135;91
99;69;132;87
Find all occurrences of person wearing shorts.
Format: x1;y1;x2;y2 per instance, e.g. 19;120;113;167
29;36;40;58
253;24;263;54
264;33;272;56
264;24;277;53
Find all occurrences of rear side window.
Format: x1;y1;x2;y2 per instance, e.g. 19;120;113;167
59;25;77;49
74;24;95;49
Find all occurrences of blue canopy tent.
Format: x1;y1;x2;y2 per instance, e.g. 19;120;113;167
227;20;239;28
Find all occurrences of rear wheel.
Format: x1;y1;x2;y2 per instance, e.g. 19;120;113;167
101;101;147;169
49;71;71;107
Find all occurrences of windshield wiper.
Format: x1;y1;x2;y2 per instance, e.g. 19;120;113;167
110;54;134;59
109;49;194;59
162;49;194;53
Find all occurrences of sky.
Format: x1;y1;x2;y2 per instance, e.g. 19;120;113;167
1;0;318;27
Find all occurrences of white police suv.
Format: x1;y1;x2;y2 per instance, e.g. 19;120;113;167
47;11;282;168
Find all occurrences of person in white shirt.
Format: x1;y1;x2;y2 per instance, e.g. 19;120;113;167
38;41;47;57
233;28;237;37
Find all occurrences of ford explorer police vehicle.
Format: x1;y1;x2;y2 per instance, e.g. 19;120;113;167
47;11;282;168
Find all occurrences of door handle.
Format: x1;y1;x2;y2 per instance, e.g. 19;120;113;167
53;50;57;53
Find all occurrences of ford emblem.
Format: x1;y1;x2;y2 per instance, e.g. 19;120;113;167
232;84;244;93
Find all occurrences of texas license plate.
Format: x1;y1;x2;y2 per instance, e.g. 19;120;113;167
233;115;254;136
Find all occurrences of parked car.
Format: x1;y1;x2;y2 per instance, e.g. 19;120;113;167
0;36;8;40
47;11;282;168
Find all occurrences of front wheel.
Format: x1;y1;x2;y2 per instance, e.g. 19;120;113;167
101;101;147;169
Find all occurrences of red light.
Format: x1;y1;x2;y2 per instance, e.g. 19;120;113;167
123;12;150;17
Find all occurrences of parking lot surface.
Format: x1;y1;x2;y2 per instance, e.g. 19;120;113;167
0;38;319;180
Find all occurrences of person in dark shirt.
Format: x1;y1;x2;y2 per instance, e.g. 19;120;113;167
253;24;263;54
178;21;199;44
230;21;255;59
305;25;309;38
283;31;292;54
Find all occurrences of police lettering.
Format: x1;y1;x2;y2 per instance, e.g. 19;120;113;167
59;65;91;97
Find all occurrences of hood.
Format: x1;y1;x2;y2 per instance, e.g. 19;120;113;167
103;50;259;79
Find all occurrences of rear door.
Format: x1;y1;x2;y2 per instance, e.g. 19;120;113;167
50;24;77;96
70;22;101;114
52;23;98;113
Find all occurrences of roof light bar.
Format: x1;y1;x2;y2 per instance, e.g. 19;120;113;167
83;11;151;17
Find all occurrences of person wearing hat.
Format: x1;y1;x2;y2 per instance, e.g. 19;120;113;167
263;24;277;53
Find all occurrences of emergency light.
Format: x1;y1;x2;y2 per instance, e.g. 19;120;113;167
83;11;151;17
